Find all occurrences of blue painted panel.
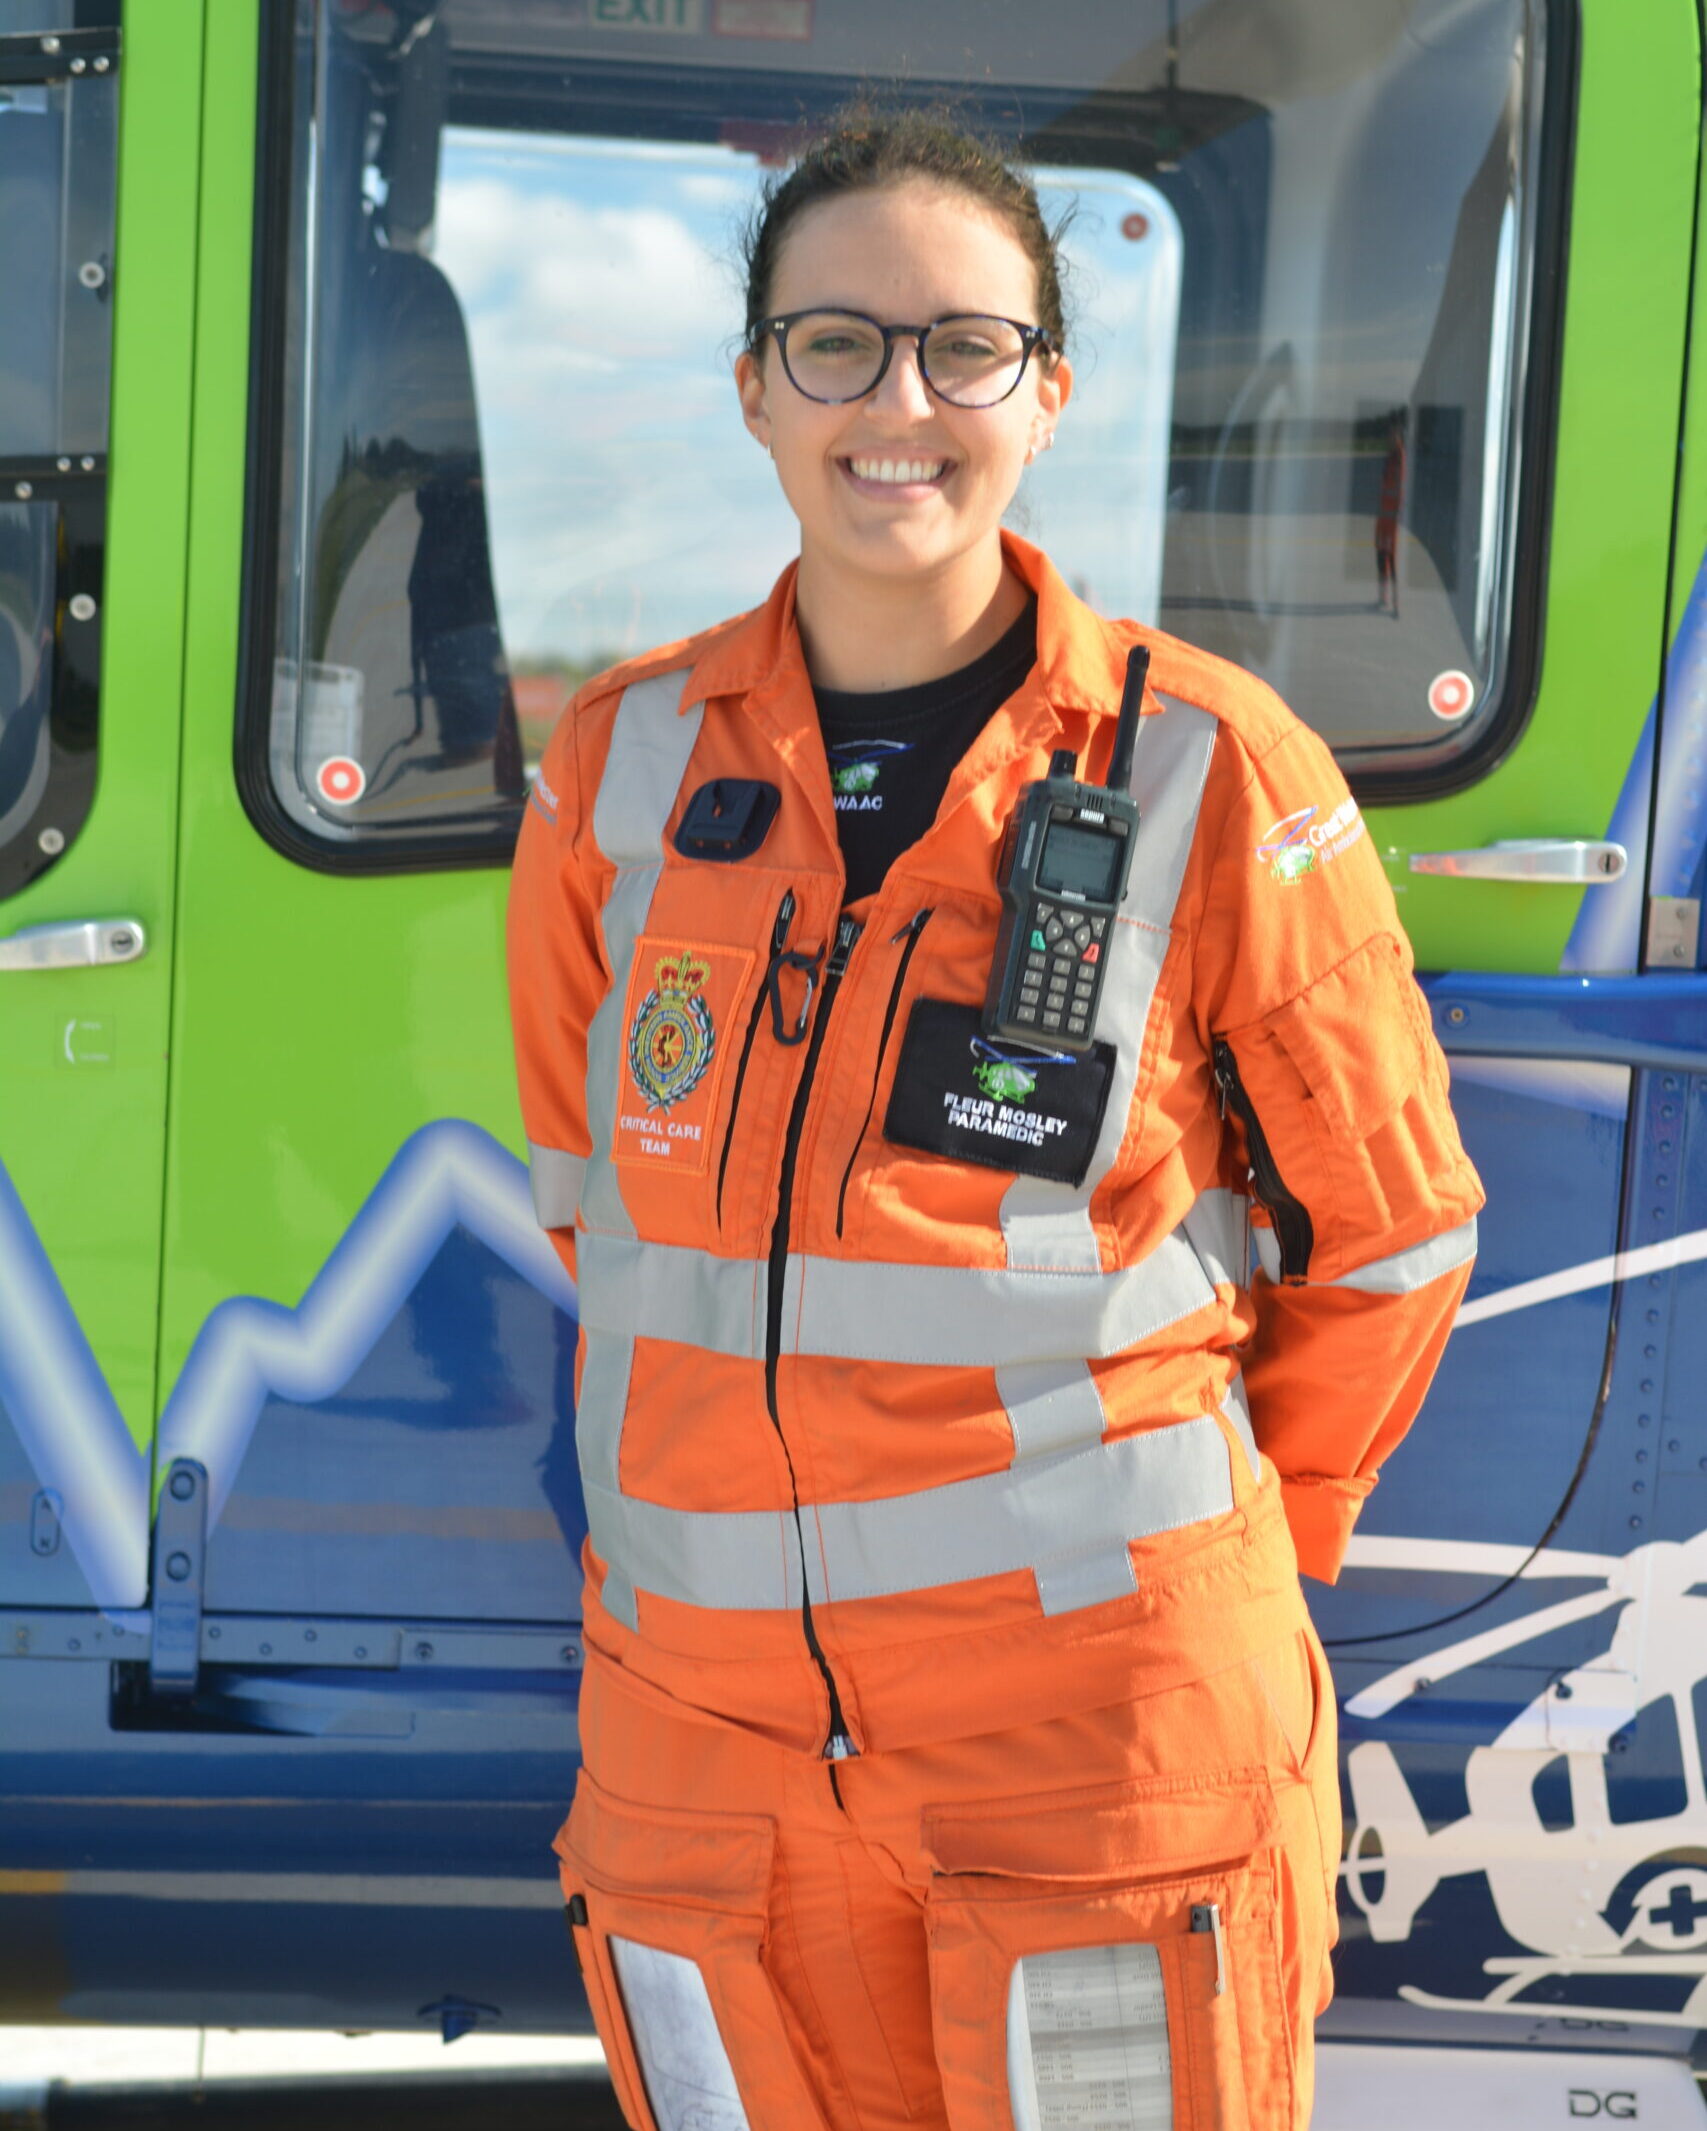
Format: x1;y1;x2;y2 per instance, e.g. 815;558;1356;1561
1424;971;1707;1073
0;1655;594;2033
203;1228;584;1621
1310;1054;1628;1641
0;1392;99;1607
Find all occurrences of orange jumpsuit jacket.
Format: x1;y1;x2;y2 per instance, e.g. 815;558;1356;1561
507;533;1483;1760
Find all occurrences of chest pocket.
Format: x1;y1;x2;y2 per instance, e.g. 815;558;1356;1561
884;999;1117;1189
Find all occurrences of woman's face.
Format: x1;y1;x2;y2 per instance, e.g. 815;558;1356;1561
736;181;1071;597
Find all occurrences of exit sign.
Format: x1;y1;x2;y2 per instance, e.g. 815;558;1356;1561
589;0;705;29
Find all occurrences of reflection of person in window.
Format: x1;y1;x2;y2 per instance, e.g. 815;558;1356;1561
1375;412;1407;618
508;111;1480;2131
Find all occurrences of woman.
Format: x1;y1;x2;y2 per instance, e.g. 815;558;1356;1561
509;111;1481;2131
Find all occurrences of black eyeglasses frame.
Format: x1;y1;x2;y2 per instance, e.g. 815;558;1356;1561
752;309;1059;408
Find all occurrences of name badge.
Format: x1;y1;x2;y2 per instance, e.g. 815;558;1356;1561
883;998;1116;1188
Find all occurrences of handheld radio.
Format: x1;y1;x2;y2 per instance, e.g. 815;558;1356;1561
981;645;1148;1053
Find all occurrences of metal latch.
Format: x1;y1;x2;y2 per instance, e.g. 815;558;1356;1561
1408;840;1627;884
1646;897;1701;969
0;917;147;970
148;1459;207;1698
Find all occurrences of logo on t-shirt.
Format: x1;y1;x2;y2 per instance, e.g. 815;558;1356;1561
829;738;912;812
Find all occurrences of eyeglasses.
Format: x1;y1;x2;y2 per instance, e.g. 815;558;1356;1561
755;309;1057;409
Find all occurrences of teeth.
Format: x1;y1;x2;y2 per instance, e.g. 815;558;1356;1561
849;457;947;484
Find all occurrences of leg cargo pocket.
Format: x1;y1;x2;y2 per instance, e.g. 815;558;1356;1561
921;1768;1293;2131
558;1770;829;2131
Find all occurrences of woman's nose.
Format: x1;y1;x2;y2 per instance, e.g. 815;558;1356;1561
868;338;935;420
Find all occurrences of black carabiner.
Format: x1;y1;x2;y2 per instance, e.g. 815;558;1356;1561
767;948;821;1046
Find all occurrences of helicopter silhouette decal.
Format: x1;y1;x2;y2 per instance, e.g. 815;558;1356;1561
1342;1524;1707;2029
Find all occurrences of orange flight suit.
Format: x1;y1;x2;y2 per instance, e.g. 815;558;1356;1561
508;532;1481;2129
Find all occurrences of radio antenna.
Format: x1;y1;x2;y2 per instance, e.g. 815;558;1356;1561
1107;644;1149;795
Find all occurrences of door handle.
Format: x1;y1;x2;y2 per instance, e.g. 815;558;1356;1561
1408;840;1627;884
0;918;148;970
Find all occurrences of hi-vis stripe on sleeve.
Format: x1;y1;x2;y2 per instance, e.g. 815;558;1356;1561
1253;1215;1479;1292
527;1143;587;1230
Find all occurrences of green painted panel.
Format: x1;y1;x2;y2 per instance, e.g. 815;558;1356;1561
166;0;1698;1362
1665;87;1707;656
164;0;528;1374
1370;0;1699;974
0;4;205;1450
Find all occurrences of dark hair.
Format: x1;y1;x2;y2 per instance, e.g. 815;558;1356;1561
740;107;1069;355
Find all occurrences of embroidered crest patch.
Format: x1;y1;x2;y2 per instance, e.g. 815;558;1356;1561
612;937;755;1175
629;950;715;1112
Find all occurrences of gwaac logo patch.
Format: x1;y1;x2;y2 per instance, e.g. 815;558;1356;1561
614;939;754;1174
883;999;1116;1188
829;737;911;813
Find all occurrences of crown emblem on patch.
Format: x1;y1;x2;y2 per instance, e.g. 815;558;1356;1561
652;950;711;998
628;950;716;1112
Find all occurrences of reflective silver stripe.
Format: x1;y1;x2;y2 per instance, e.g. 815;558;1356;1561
577;1212;1228;1365
578;1330;640;1630
580;670;703;1241
578;1230;767;1359
786;1223;1218;1365
996;1361;1107;1461
1000;696;1218;1275
527;1142;587;1230
1182;1186;1244;1292
588;1481;805;1613
1325;1216;1480;1294
1254;1215;1479;1295
590;1415;1232;1616
1221;1371;1260;1483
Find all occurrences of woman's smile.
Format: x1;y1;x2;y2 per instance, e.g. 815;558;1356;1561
838;452;955;495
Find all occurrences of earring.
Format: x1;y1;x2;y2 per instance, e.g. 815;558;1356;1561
1043;433;1055;452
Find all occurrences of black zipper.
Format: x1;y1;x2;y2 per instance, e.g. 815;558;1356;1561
1211;1036;1313;1281
766;911;864;1761
834;907;934;1239
716;889;796;1228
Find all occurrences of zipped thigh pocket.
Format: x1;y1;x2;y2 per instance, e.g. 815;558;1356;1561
557;1769;829;2131
920;1769;1292;2130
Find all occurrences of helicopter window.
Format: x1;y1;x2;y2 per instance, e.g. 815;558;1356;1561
1605;1695;1689;1829
246;0;1564;870
0;23;119;900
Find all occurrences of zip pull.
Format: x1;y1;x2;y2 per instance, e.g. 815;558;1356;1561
890;906;932;946
1211;1037;1233;1120
828;913;864;977
764;890;818;1047
824;1731;860;1761
771;889;797;954
1190;1902;1226;1995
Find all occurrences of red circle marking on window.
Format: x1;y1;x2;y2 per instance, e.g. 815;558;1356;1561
1121;212;1150;241
317;755;366;805
1427;670;1475;722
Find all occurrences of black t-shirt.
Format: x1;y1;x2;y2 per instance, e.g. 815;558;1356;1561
814;597;1039;904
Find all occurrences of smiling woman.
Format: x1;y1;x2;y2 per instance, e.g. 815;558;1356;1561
506;104;1483;2131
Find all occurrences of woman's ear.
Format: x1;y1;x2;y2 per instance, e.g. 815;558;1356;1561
735;348;772;455
1035;353;1074;434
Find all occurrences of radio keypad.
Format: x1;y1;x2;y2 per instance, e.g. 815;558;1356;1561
1010;894;1108;1037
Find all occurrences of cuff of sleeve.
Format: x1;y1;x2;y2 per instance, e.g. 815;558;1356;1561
1280;1475;1373;1585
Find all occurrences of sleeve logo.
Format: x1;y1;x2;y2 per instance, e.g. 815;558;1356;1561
1256;798;1365;882
628;951;716;1112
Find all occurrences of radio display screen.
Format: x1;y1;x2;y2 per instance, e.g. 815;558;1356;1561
1037;821;1122;901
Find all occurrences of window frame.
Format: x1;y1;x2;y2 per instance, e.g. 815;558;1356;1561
233;0;1582;878
0;10;122;903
